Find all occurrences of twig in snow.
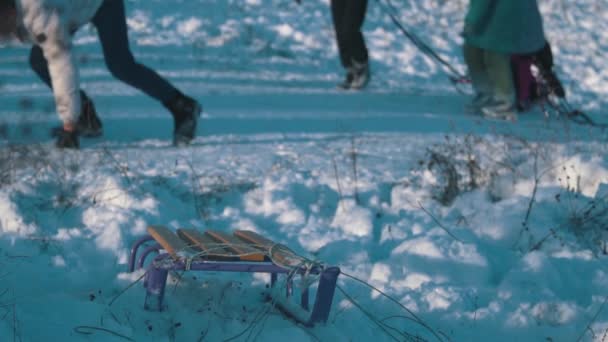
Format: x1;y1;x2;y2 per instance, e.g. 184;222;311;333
196;324;210;342
285;316;321;342
336;285;401;342
222;304;272;342
249;305;272;341
380;314;423;326
331;154;345;205
338;285;432;341
0;307;9;322
4;255;30;260
12;302;20;342
529;229;557;252
349;136;361;205
417;201;463;243
102;148;132;186
576;296;608;342
427;151;459;206
514;149;563;250
522;152;540;229
73;326;135;341
340;271;445;342
108;272;147;307
107;309;123;327
185;160;205;219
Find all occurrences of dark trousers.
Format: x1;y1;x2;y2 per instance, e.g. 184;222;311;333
29;0;179;105
330;0;369;68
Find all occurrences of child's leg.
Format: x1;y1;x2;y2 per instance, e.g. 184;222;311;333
30;45;100;134
511;55;534;107
29;45;52;88
463;43;491;97
91;0;180;104
483;50;515;106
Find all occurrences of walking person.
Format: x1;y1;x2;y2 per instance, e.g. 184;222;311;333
0;0;201;148
462;0;545;121
330;0;370;90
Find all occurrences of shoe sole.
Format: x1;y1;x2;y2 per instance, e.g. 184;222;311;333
80;129;103;138
50;126;103;138
481;110;517;122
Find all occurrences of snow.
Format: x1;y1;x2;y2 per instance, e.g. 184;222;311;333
1;0;608;341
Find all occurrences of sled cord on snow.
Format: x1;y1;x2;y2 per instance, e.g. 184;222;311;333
128;225;340;327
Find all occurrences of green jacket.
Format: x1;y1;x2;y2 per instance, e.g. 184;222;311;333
464;0;545;54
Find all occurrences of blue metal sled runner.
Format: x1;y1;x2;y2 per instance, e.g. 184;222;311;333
129;226;340;327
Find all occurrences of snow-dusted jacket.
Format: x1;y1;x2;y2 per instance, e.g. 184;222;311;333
16;0;103;124
463;0;545;55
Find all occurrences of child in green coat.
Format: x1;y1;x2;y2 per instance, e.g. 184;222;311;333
463;0;545;120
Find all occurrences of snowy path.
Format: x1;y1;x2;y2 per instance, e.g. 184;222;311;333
1;44;601;147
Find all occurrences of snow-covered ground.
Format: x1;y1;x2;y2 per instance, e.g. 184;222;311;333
1;0;608;341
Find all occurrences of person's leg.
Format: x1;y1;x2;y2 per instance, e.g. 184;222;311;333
342;0;368;66
330;0;350;68
30;45;102;136
480;49;517;120
511;55;534;108
484;50;516;106
463;43;491;98
341;0;369;89
332;0;369;89
33;1;178;103
92;0;201;145
91;0;179;103
29;45;52;88
463;43;493;113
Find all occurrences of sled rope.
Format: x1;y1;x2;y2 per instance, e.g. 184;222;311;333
375;0;468;84
538;93;608;129
340;271;446;342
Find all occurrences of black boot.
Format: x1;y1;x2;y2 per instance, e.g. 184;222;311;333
533;42;565;98
544;69;566;98
164;92;202;146
337;69;355;89
77;91;103;137
337;60;370;90
51;91;102;138
349;60;370;90
55;129;79;149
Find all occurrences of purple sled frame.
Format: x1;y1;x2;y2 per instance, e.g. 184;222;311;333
129;235;340;327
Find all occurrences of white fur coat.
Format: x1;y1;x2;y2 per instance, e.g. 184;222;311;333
17;0;103;124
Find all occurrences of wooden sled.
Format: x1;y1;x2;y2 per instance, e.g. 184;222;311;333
128;225;340;327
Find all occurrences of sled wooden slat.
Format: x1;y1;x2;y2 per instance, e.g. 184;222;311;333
234;230;297;267
205;230;266;262
177;229;233;260
147;225;193;259
233;230;275;249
